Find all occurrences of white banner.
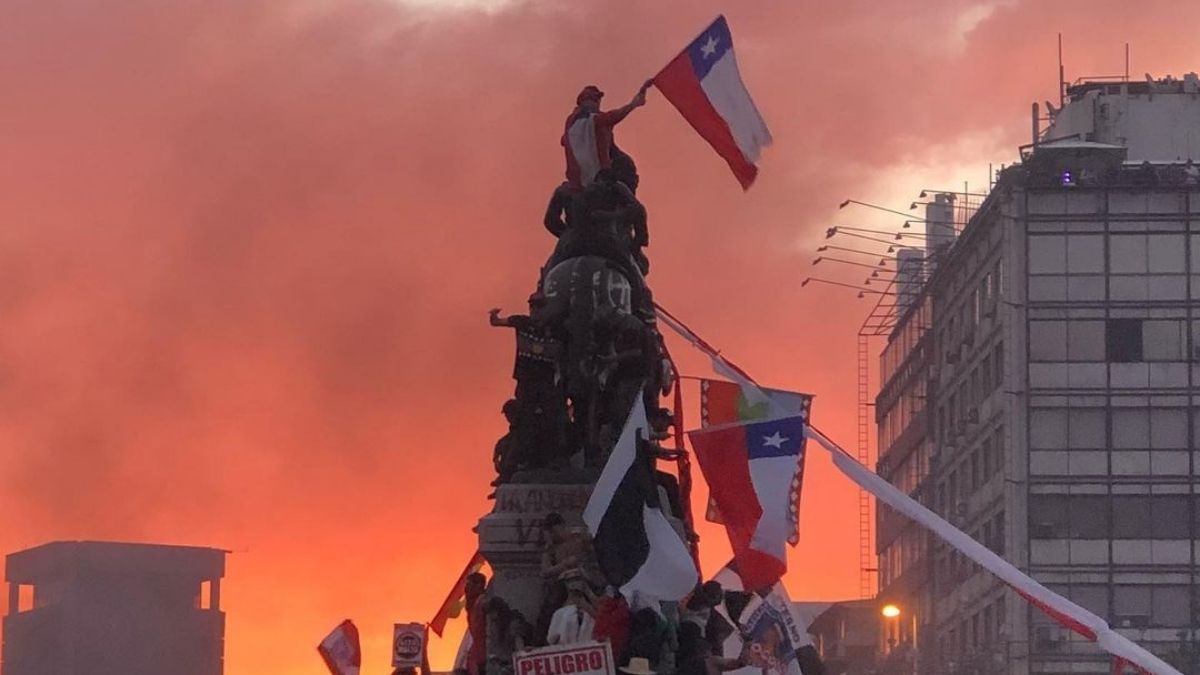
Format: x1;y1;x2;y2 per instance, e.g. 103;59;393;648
514;641;615;675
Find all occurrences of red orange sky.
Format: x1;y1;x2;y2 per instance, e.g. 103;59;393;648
2;0;1199;673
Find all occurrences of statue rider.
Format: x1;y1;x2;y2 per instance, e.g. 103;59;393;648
543;81;655;317
562;81;652;191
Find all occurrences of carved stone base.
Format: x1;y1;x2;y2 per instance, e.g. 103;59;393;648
476;481;594;624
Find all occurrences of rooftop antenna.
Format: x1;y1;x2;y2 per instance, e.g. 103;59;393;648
1125;43;1130;82
1058;33;1065;107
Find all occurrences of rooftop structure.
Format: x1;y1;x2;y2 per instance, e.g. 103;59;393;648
1043;73;1200;162
3;541;226;675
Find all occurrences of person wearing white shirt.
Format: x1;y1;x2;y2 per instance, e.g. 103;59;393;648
547;588;596;645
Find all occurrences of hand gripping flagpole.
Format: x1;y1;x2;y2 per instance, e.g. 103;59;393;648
654;302;1182;675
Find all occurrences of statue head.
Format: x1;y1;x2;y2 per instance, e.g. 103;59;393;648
576;85;603;110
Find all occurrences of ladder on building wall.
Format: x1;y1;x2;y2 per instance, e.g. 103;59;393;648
856;334;874;599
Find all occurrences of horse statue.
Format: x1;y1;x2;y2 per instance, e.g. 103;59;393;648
537;173;653;465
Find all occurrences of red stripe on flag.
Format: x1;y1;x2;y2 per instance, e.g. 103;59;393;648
669;357;701;569
653;55;758;189
689;424;782;590
1012;587;1097;641
429;550;486;637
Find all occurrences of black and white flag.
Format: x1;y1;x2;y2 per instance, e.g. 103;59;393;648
583;393;698;602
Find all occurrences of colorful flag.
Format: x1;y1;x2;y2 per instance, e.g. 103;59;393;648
700;378;811;428
711;562;822;675
699;378;812;543
429;550;487;637
689;415;807;590
318;620;361;675
583;393;698;602
653;15;772;189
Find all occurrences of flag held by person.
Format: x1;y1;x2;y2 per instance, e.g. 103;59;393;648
689;414;808;591
429;550;487;637
653;15;772;189
583;392;698;602
318;620;362;675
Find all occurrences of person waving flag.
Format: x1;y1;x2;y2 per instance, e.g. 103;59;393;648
653;15;773;189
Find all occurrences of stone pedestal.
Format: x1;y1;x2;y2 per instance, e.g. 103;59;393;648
475;477;596;624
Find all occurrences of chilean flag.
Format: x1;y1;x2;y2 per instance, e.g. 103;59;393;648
700;379;812;544
653;15;772;189
688;415;807;591
317;620;362;675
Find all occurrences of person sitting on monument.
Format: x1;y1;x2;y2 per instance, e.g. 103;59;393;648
546;578;597;645
490;306;569;468
539;512;595;581
492;399;521;487
563;81;652;191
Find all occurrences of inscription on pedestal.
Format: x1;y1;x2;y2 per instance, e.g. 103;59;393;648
493;484;592;514
477;482;596;626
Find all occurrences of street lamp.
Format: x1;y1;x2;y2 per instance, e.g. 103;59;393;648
882;604;902;619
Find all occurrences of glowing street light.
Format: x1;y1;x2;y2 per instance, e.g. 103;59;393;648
881;604;901;618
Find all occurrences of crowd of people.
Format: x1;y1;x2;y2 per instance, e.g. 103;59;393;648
456;512;753;675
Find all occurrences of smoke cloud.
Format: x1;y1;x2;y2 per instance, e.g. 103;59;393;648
2;0;1197;671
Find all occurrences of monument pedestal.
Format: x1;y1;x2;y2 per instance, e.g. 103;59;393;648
475;476;595;624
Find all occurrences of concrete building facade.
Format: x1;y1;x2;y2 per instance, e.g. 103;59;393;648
874;76;1200;675
3;541;226;675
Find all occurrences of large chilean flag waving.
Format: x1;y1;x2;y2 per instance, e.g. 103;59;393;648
688;414;808;591
653;15;772;189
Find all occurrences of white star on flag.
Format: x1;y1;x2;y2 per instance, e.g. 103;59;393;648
700;35;719;58
762;431;788;449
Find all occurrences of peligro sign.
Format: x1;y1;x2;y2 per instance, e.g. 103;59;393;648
513;641;614;675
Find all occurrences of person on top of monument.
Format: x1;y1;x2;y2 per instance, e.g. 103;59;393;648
539;512;595;582
491;399;521;487
489;305;569;470
564;81;652;191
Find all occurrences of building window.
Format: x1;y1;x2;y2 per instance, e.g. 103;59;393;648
1143;320;1186;361
992;343;1003;386
1067;235;1105;273
981;435;994;481
1149;495;1191;538
1107;319;1143;362
1030;235;1067;274
1030;408;1066;449
992;511;1004;554
1110;495;1191;539
1029;494;1109;538
1030;321;1067;361
1114;586;1193;627
1110;235;1148;274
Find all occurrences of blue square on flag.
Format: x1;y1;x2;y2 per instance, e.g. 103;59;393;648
744;416;806;460
653;14;772;189
685;16;732;80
